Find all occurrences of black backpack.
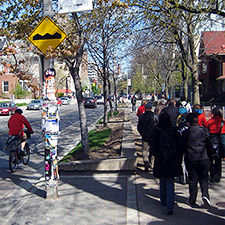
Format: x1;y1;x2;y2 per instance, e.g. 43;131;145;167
159;127;177;163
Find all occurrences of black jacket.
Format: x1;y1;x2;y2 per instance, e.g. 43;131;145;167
182;125;210;162
160;105;179;127
137;111;156;143
152;124;183;178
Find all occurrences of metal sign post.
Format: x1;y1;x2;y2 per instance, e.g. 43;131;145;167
42;68;60;199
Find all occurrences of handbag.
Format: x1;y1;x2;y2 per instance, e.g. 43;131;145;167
206;121;224;159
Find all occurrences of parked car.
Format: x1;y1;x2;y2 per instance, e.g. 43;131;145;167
96;95;104;104
0;102;18;115
61;97;71;105
27;99;43;110
83;97;97;108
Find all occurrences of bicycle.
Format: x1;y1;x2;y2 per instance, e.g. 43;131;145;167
5;130;31;173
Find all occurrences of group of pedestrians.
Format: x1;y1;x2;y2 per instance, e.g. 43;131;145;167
136;97;225;215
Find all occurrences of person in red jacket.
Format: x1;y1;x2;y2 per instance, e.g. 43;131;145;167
205;107;225;183
193;104;207;127
8;108;34;155
137;100;147;117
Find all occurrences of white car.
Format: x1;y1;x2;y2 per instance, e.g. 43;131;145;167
61;97;71;105
96;96;104;104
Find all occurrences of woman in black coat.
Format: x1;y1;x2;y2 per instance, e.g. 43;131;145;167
152;112;183;215
182;113;211;208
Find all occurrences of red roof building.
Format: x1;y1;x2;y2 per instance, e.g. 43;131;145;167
199;31;225;101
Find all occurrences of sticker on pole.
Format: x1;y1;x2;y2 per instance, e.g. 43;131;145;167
28;16;67;54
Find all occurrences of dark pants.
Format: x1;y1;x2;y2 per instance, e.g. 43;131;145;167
160;178;174;212
185;160;211;204
210;157;222;182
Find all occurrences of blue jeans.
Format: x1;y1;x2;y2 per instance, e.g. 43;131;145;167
160;178;174;212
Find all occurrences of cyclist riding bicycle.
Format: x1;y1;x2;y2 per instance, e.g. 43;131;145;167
8;108;34;156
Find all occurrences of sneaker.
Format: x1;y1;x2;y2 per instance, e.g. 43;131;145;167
186;199;196;207
202;197;210;207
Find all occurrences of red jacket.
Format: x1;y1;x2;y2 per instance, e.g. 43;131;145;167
198;113;207;127
205;116;225;134
8;113;34;137
137;105;145;117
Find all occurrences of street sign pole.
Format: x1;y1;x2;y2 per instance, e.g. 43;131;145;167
42;0;58;200
41;0;52;97
42;69;60;200
28;2;67;200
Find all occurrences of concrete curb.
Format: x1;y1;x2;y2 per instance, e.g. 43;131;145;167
59;121;137;172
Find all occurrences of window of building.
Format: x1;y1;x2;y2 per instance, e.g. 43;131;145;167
203;61;207;74
2;81;9;93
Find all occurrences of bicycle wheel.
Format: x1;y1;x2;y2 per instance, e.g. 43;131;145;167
9;150;18;173
22;143;30;165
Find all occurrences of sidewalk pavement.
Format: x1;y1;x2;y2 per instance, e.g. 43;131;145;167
1;102;225;225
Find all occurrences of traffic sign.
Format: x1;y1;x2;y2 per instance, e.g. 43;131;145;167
28;16;67;54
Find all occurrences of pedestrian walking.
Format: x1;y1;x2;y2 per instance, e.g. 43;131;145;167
205;107;225;183
154;100;167;116
137;102;157;171
182;113;211;208
152;112;183;215
180;97;192;113
176;107;189;185
193;104;207;127
160;99;179;127
131;94;137;112
137;100;147;117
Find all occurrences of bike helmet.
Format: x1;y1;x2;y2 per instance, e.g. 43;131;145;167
15;108;23;114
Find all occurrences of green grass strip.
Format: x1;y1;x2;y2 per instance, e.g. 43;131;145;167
97;110;119;124
59;128;112;163
16;103;28;107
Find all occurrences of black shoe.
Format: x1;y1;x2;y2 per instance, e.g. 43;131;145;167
20;150;27;156
215;179;221;183
209;177;215;183
168;211;173;215
186;199;196;207
215;176;221;183
144;162;150;171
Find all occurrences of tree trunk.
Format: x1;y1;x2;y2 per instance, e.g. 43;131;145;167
181;59;189;100
70;66;89;154
107;77;113;116
191;63;200;104
165;71;171;99
103;76;108;127
68;12;89;153
187;20;200;105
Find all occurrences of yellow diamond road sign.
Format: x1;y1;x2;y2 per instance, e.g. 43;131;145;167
28;16;67;54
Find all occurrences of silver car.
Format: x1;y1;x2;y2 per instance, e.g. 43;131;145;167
27;99;43;110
